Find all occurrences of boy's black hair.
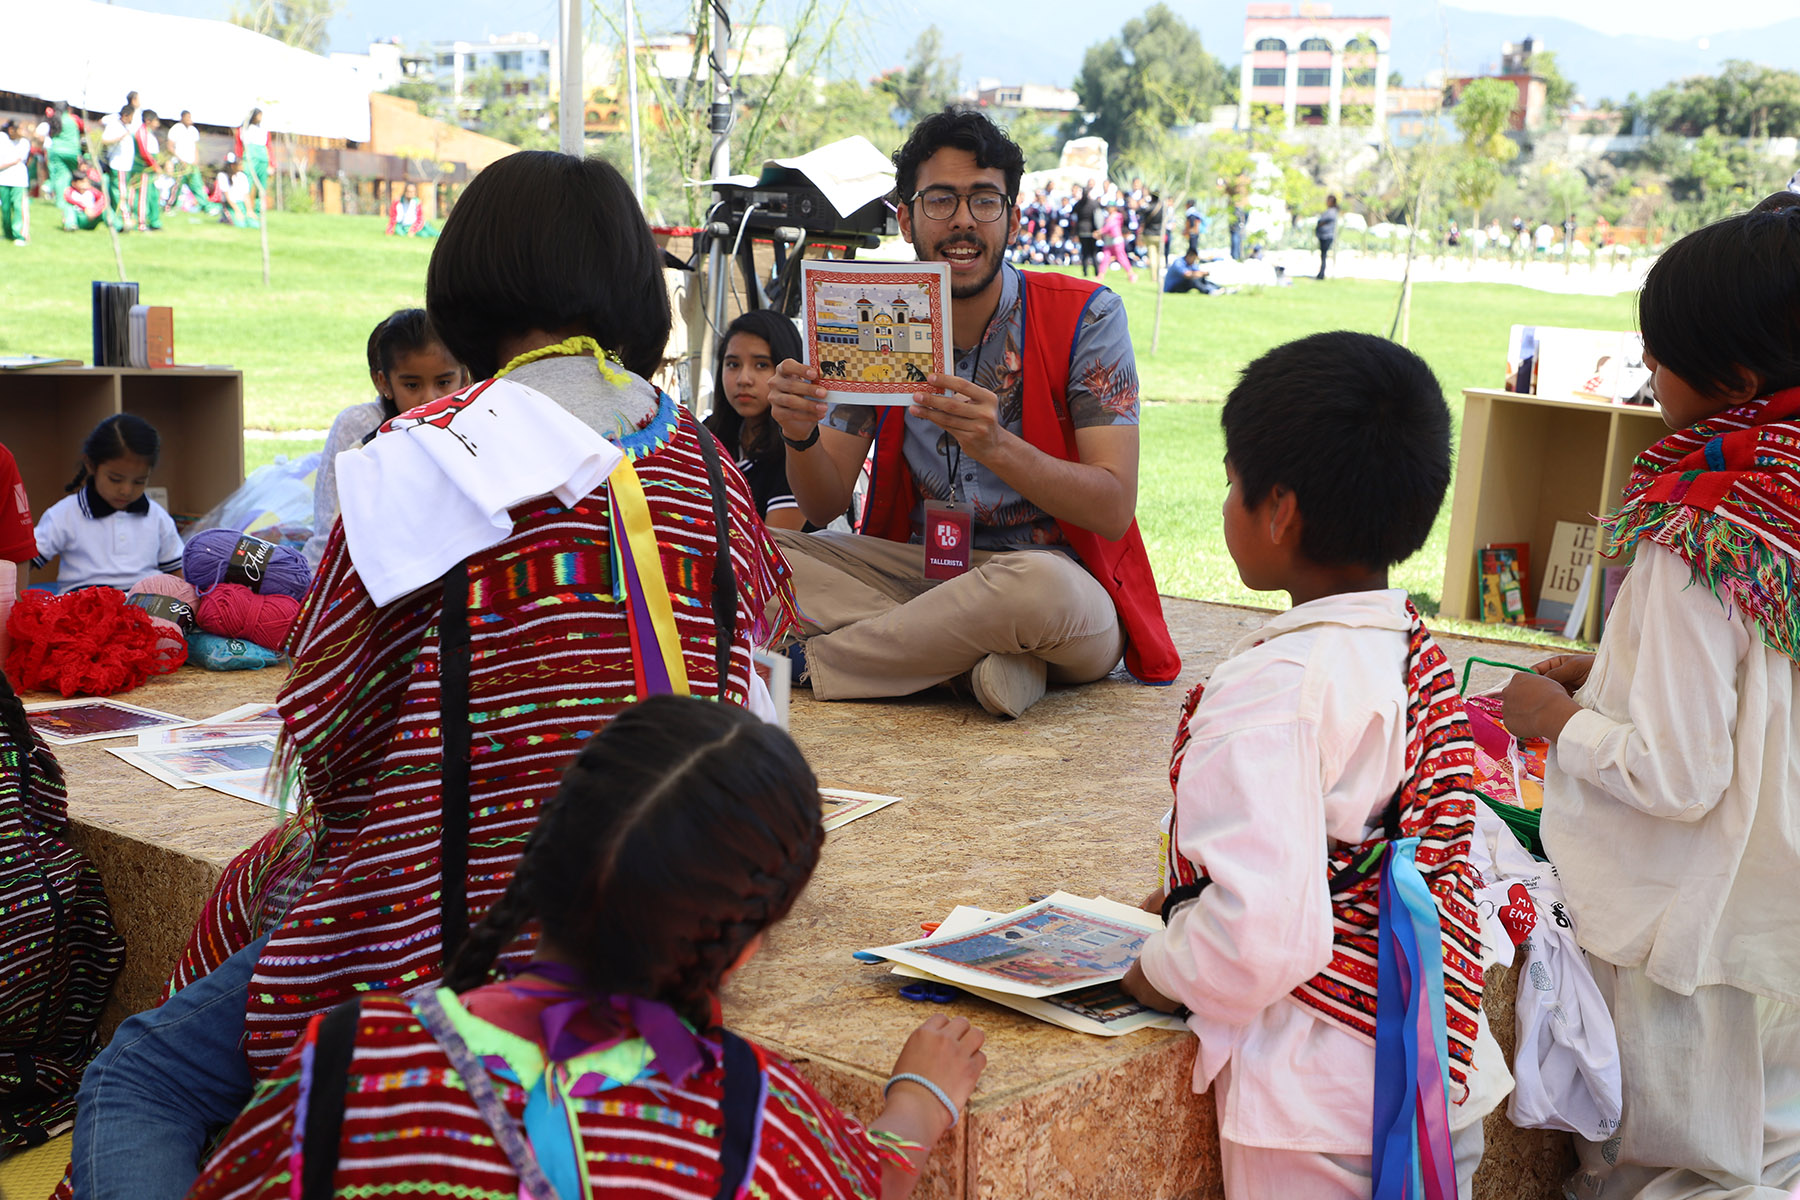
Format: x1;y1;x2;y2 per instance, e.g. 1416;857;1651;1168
68;413;160;493
1638;195;1800;401
427;152;671;382
705;309;804;460
1222;331;1450;570
141;110;158;126
893;108;1025;204
366;308;453;418
442;695;824;1028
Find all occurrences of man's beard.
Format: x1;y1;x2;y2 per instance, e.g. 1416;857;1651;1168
936;235;1004;299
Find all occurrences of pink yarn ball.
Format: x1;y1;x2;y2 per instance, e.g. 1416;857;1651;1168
196;583;300;651
127;573;201;662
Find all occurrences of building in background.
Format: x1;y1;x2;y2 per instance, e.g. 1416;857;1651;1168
330;39;415;93
1447;36;1550;131
972;81;1080;116
421;33;556;123
1239;2;1391;136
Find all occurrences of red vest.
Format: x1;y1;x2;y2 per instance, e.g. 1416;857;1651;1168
859;270;1181;684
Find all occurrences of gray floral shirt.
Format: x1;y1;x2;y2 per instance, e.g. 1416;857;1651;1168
824;265;1139;550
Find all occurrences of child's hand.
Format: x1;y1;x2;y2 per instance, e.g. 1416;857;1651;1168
1139;885;1165;914
1502;671;1583;742
1120;959;1181;1013
888;1014;987;1128
1533;653;1595;694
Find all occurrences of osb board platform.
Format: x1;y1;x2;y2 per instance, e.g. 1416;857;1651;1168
52;598;1570;1198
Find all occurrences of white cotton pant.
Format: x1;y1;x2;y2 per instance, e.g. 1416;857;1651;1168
1567;961;1800;1200
1214;1064;1487;1200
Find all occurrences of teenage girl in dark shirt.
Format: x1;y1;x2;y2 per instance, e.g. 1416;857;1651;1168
705;310;809;531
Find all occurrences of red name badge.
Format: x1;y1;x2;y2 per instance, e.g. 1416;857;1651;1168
923;499;973;580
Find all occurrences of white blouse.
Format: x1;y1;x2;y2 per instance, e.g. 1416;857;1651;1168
1544;542;1800;1004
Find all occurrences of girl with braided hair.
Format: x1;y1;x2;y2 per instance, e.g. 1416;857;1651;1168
187;695;986;1200
74;151;798;1200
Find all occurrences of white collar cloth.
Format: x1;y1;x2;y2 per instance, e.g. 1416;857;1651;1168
335;377;623;607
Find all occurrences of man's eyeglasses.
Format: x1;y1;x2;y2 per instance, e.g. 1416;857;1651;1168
910;188;1011;223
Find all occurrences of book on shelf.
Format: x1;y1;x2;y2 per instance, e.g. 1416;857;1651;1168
1479;547;1526;624
0;355;82;370
1505;325;1537;393
1537;521;1598;635
1486;541;1533;621
126;305;175;370
91;281;139;368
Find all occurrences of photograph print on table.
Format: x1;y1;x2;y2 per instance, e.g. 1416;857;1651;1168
24;698;195;745
801;259;950;405
109;736;278;789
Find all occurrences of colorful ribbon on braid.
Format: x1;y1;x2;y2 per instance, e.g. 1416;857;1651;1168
607;455;690;699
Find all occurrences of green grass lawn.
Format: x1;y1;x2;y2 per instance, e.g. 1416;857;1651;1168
0;199;1632;640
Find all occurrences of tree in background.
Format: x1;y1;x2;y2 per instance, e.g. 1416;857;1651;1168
1067;4;1228;159
874;27;961;124
229;0;341;53
1626;61;1800;138
1526;49;1578;116
1450;78;1518;230
464;69;557;150
384;80;441;121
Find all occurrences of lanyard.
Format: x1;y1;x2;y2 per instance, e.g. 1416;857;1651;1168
942;305;1003;504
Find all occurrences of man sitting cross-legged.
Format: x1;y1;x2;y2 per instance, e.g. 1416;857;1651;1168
768;108;1179;718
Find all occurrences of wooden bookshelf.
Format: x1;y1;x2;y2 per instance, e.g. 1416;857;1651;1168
0;366;244;579
1441;387;1669;643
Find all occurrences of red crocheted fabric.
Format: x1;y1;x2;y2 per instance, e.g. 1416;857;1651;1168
170;397;795;1074
6;588;185;697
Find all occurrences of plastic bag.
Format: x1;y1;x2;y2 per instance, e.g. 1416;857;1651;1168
184;454;321;548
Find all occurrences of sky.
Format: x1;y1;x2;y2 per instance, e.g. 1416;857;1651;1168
103;0;1800;58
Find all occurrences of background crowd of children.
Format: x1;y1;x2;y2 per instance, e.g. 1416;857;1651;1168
0;91;273;244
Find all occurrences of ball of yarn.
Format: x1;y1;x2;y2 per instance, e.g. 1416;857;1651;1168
126;574;200;661
6;588;185;697
196;583;300;650
183;529;312;600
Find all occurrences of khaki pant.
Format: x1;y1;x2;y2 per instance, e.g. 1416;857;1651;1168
773;529;1124;701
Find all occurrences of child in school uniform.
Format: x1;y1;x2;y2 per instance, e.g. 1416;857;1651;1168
32;415;183;591
705;309;808;532
1122;331;1510;1199
186;695;985;1200
1502;194;1800;1198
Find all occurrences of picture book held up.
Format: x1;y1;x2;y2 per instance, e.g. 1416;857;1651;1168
801;260;951;405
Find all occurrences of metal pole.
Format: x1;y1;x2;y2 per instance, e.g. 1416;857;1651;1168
559;0;583;157
625;0;645;197
706;0;733;340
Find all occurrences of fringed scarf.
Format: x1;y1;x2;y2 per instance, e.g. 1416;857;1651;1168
1163;602;1485;1103
1604;386;1800;663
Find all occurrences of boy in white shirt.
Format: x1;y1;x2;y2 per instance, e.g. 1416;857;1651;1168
0;121;30;245
1122;331;1510;1198
99;103;138;230
1503;194;1800;1197
165;110;213;213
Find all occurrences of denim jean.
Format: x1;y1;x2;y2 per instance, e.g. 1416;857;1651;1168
71;935;268;1200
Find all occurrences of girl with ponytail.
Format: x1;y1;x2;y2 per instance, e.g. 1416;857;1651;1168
189;696;985;1200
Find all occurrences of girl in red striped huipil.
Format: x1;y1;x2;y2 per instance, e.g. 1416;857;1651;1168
188;696;985;1200
71;152;801;1200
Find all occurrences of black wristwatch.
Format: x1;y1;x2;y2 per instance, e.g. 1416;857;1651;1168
783;426;821;451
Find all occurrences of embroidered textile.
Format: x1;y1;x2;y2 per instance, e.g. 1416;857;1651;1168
169;396;795;1074
1604;386;1800;664
0;712;124;1147
187;995;902;1200
1163;602;1485;1100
